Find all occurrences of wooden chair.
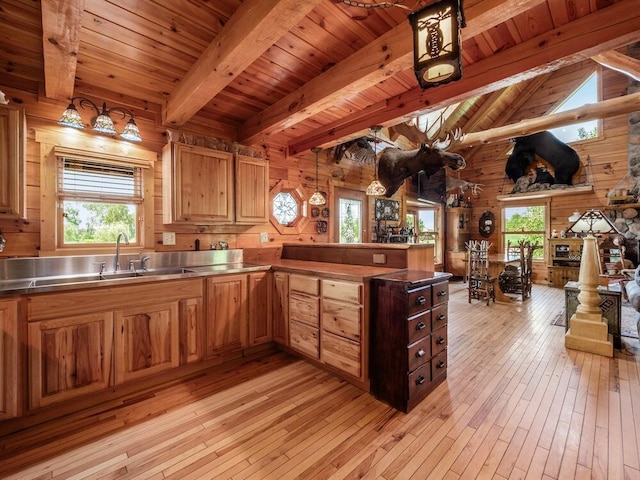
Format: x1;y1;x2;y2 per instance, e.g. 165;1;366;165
499;240;539;301
467;240;496;305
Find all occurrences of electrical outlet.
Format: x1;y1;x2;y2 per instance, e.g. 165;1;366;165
259;232;269;243
162;232;176;245
373;254;386;264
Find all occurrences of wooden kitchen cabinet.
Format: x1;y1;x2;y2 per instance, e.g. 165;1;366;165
180;296;204;364
0;104;26;219
114;301;180;384
272;271;288;345
206;274;248;357
288;274;320;359
0;299;19;419
162;142;235;224
235;154;269;224
28;311;114;409
249;271;272;346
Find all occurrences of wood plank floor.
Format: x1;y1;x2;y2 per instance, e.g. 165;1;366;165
2;282;640;479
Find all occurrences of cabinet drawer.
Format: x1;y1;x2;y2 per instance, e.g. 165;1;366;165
289;294;319;327
290;275;319;296
322;299;361;341
322;279;362;304
432;282;449;305
290;321;319;359
408;286;431;316
432;325;447;356
408;336;431;373
408;362;432;400
432;304;447;330
322;331;361;378
408;310;431;344
432;350;447;380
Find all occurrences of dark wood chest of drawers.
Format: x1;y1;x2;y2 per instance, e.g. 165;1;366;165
370;271;451;413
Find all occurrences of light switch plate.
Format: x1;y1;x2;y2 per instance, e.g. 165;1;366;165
162;232;176;245
373;254;386;264
260;232;269;243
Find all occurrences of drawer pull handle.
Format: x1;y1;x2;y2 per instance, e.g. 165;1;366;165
437;290;447;297
416;375;426;385
437;360;446;369
416;295;427;306
436;338;445;345
416;322;426;331
437;313;446;321
416;349;426;358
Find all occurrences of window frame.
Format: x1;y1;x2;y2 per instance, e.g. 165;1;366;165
37;129;155;256
501;201;550;262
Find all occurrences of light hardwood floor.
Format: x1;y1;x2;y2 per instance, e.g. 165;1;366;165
2;282;640;479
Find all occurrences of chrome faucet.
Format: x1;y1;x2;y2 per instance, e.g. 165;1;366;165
114;232;129;271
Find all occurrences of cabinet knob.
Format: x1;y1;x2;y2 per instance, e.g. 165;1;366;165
436;360;445;369
415;375;426;385
437;313;446;321
437;290;447;297
416;295;426;306
416;322;426;331
436;338;445;345
416;349;426;358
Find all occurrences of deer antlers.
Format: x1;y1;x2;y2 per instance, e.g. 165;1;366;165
388;118;465;150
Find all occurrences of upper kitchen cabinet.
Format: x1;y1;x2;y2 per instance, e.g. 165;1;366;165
162;143;269;225
0;104;26;219
235;154;269;224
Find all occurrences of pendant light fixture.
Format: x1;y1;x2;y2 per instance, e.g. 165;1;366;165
309;147;326;206
366;126;387;196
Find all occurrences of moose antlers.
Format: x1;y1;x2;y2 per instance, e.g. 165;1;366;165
388;118;465;150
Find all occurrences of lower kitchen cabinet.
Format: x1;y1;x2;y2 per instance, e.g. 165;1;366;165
114;301;180;384
288;274;320;359
206;274;248;357
0;299;19;419
179;296;204;364
248;271;272;346
272;271;288;345
28;311;114;409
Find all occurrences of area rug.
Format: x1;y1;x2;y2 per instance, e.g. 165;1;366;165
551;304;639;339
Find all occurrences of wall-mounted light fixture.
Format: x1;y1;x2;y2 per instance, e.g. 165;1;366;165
309;147;326;206
408;0;464;89
366;126;387;196
58;97;142;142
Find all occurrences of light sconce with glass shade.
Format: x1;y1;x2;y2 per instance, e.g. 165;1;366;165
564;209;619;357
366;125;387;196
408;0;464;89
308;147;326;206
57;97;142;142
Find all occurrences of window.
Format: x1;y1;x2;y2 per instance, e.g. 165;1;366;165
339;198;362;243
548;71;600;143
269;180;310;235
59;157;141;245
502;205;547;259
406;206;442;263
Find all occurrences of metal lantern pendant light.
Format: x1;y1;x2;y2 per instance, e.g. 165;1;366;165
409;0;464;89
366;126;387;196
309;147;326;206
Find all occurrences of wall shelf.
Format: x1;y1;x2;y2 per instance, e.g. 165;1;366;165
497;184;593;202
604;203;640;210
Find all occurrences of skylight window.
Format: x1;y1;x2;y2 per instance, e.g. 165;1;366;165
548;72;599;143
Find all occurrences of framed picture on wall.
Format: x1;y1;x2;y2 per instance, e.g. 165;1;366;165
375;198;400;221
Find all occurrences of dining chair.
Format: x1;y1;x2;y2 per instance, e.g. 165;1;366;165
467;240;496;305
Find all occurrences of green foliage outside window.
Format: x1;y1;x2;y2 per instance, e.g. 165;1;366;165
503;205;545;259
64;201;137;244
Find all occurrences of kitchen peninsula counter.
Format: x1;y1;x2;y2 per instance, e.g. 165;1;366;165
268;258;402;281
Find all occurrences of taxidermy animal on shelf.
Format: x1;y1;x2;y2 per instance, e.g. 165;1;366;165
505;130;580;185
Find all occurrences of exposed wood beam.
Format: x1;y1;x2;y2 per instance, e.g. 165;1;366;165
239;0;547;144
457;91;640;148
41;0;84;101
592;50;640;81
288;0;640;154
162;0;323;127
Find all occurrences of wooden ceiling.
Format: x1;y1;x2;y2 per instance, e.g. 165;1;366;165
2;0;640;154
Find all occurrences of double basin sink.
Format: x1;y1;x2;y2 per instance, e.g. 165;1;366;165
28;267;195;288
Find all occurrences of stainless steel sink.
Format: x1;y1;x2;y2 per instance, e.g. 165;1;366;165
29;271;144;287
138;267;195;276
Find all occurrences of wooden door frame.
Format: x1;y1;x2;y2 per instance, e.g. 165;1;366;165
332;186;370;244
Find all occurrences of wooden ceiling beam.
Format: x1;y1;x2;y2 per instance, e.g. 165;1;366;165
239;0;547;144
162;0;323;127
288;0;640;154
41;0;85;101
592;50;640;82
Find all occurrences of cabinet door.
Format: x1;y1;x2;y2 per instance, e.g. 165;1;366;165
235;154;269;224
249;272;272;346
0;105;26;219
29;311;113;409
272;272;289;345
114;302;180;384
163;142;234;224
0;299;18;419
206;275;248;357
179;297;204;364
